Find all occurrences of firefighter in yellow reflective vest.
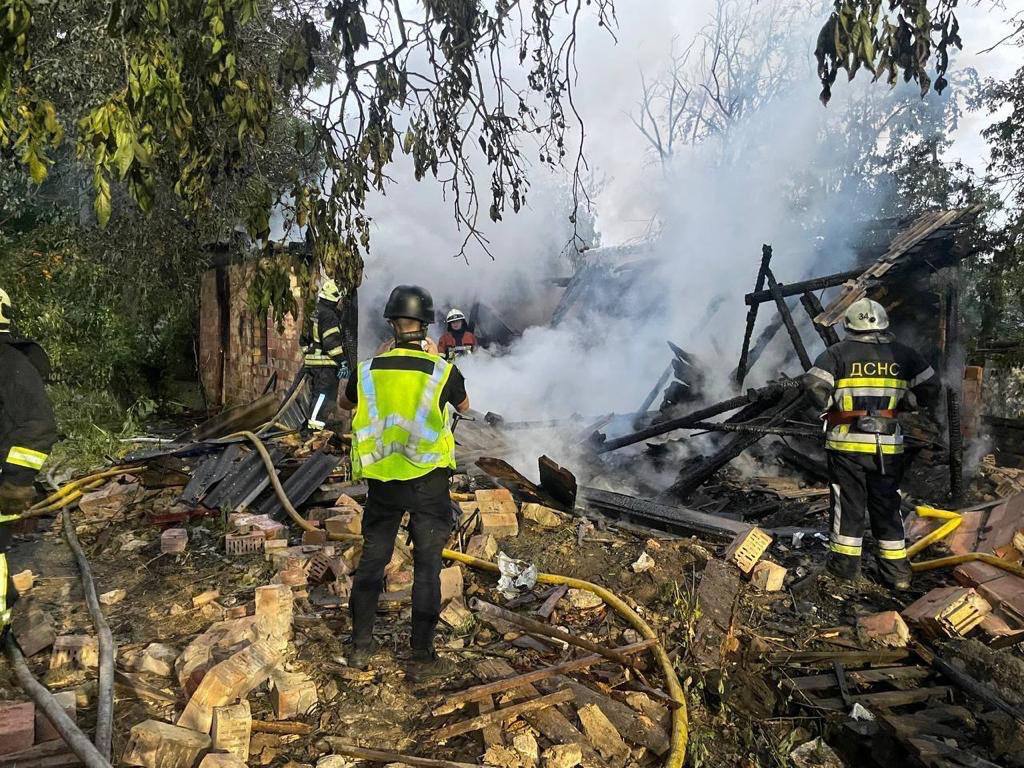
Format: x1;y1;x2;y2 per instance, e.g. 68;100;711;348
339;285;470;681
803;298;939;589
301;278;350;431
0;288;58;635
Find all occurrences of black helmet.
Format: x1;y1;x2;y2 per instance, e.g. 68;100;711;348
384;285;434;324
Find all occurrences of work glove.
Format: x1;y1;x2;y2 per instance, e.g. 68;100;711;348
336;361;351;381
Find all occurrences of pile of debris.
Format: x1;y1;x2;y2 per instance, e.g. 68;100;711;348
3;420;1024;768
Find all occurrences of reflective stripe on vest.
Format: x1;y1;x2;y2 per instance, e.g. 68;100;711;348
0;553;9;627
826;374;910;454
6;446;47;470
351;349;456;481
304;319;343;367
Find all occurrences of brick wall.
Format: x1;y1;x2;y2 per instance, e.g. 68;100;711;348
198;263;304;406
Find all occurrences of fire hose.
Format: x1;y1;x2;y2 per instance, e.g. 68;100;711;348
4;637;112;768
908;505;1024;579
226;430;690;768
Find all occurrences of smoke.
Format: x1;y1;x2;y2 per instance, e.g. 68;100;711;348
353;0;965;479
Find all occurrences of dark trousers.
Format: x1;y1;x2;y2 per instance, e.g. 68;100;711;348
350;469;454;652
827;450;911;584
306;367;339;428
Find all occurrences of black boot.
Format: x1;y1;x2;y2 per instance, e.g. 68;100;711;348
825;552;862;582
877;556;912;591
345;640;376;670
406;648;457;684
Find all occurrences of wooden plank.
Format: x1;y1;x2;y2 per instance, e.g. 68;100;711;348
434;689;575;742
767;649;909;666
478;695;504;749
474;659;608;768
811;686;952;711
736;244;774;385
764;262;811;370
537;676;670;756
536;585;568;620
441;640;657;709
781;665;930;692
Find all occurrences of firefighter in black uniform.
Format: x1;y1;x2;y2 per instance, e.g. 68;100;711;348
803;298;939;589
0;288;58;633
301;278;349;431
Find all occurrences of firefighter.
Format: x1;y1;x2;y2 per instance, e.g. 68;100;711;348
803;298;939;589
437;308;477;361
338;285;470;681
301;278;349;431
0;288;58;635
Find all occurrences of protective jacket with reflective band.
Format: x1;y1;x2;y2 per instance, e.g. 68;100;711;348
351;348;456;481
302;299;346;368
804;334;936;455
1;342;57;484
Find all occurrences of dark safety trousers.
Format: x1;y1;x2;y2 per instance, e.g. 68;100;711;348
826;450;911;585
349;469;455;653
306;367;339;430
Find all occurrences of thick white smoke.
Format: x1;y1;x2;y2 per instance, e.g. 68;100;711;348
353;0;984;479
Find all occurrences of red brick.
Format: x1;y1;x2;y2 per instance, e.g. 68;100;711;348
211;700;251;761
177;641;280;733
50;635;98;670
301;529;327;546
123;720;211;768
977;574;1024;625
440;566;464;603
162;529;188;554
0;702;35;755
857;611;910;647
35;690;76;743
269;671;318;720
953;561;1007;588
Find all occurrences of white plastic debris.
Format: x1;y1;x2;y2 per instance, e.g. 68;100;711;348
850;703;875;721
631;552;656;573
496;551;538;598
791;531;805;549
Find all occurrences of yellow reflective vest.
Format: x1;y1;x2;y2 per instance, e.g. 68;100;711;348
351;348;456;481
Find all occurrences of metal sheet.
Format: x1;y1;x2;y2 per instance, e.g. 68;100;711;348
253;449;340;517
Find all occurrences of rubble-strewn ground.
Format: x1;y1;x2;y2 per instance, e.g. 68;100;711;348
2;440;1023;768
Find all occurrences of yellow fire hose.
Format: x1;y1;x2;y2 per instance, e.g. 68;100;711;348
226;431;689;768
908;505;1024;578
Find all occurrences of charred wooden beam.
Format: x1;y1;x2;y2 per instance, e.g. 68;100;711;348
666;389;807;500
800;292;840;347
594;393;753;454
580;487;751;539
763;258;811;371
943;276;965;503
736;245;775;385
744;267;864;306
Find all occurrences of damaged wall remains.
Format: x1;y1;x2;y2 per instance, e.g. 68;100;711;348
198;261;304;407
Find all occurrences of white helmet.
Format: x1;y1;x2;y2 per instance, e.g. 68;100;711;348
446;308;466;325
844;298;889;332
318;278;342;303
0;288;11;331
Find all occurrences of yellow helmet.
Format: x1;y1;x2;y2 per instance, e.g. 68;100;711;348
0;288;11;330
318;278;342;303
